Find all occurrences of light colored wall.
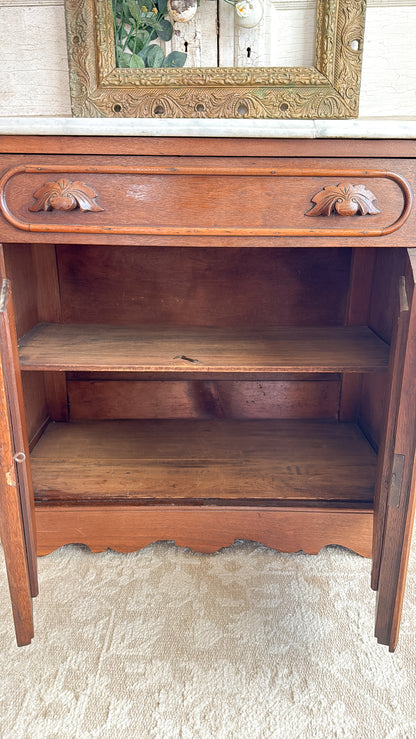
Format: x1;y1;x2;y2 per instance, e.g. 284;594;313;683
0;1;71;116
360;2;416;116
0;0;415;117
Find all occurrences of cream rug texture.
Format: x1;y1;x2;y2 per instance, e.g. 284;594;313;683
0;538;415;738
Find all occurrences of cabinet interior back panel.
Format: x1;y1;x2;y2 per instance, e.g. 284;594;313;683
57;246;351;327
67;378;341;421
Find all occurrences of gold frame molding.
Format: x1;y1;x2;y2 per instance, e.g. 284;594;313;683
64;0;366;119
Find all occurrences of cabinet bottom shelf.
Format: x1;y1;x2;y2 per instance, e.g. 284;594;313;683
31;419;376;556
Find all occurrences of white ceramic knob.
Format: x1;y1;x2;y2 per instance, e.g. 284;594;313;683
234;0;263;28
167;0;198;23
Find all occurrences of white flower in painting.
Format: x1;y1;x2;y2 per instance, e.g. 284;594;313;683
234;0;263;28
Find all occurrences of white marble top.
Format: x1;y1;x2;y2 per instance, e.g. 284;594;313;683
0;117;415;138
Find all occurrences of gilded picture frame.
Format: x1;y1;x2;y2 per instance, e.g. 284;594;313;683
64;0;366;119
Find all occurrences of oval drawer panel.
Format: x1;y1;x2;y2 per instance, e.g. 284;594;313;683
0;162;412;237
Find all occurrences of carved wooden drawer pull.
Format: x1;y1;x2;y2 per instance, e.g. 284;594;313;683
306;183;381;217
29;178;103;213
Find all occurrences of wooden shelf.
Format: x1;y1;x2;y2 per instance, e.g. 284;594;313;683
31;419;376;506
19;323;390;373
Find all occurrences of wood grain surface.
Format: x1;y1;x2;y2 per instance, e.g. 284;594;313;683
56;245;350;328
30;419;377;504
0;152;414;249
1;162;408;237
67;378;341;421
373;250;416;650
35;504;374;558
0;281;35;645
18;323;390;373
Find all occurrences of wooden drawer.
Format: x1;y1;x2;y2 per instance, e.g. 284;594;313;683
0;154;414;247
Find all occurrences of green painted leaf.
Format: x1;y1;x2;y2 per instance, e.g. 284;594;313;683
117;50;134;68
145;44;165;67
127;30;149;52
129;53;146;68
157;0;168;14
155;18;173;41
162;51;187;67
144;16;158;28
127;0;140;19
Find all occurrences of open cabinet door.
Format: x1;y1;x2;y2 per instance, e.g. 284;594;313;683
0;278;37;645
372;249;416;651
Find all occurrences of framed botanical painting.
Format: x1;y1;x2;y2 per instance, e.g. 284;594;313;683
64;0;366;118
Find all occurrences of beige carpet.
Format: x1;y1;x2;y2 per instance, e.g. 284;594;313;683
0;538;415;738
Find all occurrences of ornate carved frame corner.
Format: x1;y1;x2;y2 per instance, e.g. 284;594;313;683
64;0;366;119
